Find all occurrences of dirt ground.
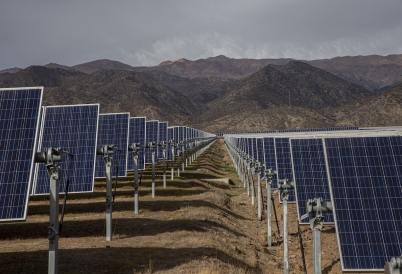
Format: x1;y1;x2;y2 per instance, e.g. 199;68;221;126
1;139;346;273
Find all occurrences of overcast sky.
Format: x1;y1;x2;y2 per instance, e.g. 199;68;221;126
1;0;402;70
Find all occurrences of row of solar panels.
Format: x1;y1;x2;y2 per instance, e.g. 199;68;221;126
0;87;215;222
224;126;402;272
215;126;359;136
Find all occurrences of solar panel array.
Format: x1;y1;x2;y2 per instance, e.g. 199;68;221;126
128;117;146;170
33;104;99;195
0;87;43;221
224;128;402;272
95;113;129;178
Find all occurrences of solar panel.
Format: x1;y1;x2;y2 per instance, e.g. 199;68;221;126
145;120;158;164
179;126;186;151
290;138;333;224
275;138;295;202
263;137;277;189
252;138;258;161
0;87;43;221
158;122;168;160
33;104;99;195
324;136;402;271
167;127;174;161
95;113;130;178
127;117;146;171
256;138;264;163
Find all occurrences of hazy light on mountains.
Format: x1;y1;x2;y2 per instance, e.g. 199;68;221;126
1;0;402;70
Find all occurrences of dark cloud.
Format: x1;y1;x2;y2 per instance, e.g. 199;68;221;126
1;0;401;70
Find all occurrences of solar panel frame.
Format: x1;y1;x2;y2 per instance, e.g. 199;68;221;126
290;138;334;224
127;117;146;171
158;121;168;160
33;104;99;195
145;120;159;164
167;127;174;161
94;113;130;178
0;87;43;221
263;137;278;189
324;136;402;272
275;137;296;203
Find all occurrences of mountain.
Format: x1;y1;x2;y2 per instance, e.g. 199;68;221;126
2;54;402;93
135;55;293;80
72;59;137;74
140;69;239;104
197;61;372;132
325;81;402;127
44;63;75;71
308;54;402;92
0;66;202;125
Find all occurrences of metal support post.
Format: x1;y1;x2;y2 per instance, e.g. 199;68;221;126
181;144;185;172
385;255;402;274
278;179;294;274
152;150;155;198
129;143;141;214
35;147;72;274
48;165;60;274
265;169;277;247
177;149;180;177
251;162;256;205
134;155;139;214
105;157;113;241
163;149;166;188
301;198;333;274
257;163;262;221
171;146;175;180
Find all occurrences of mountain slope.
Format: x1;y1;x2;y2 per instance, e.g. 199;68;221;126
72;59;137;74
325;81;402;127
0;66;202;125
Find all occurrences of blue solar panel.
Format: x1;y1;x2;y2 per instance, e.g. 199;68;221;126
33;104;99;195
167;127;174;161
0;87;43;221
179;126;186;151
325;136;402;271
158;121;168;160
145;121;158;164
275;138;295;202
127;117;146;171
173;127;179;155
290;138;333;224
95;113;129;178
278;126;359;133
263;137;277;189
247;138;253;159
252;138;258;160
256;138;264;163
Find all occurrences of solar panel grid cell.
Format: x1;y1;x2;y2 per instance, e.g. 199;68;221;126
0;87;43;221
95;113;129;178
34;104;99;195
128;117;146;170
325;136;402;271
290;138;334;224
